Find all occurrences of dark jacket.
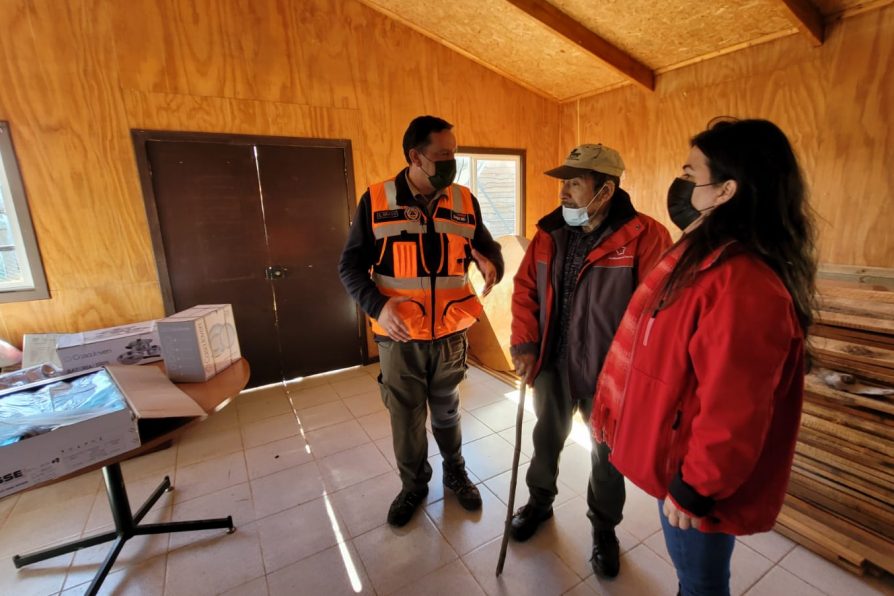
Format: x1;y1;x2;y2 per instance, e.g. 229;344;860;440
510;190;671;400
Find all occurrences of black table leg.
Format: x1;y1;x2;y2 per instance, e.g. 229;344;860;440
13;462;235;596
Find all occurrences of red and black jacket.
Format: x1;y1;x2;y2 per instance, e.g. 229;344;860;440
510;190;671;401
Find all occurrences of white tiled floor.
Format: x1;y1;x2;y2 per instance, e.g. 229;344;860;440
1;363;892;596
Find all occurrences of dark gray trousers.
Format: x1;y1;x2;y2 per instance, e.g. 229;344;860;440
377;333;468;492
526;362;626;530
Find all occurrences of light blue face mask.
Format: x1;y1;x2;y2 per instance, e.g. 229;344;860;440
561;185;605;227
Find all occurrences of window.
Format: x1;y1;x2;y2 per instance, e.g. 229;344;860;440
0;122;48;303
455;149;524;237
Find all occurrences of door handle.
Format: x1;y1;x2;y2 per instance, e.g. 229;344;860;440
265;265;288;280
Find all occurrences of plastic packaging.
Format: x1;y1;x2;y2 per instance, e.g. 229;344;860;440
0;363;63;390
0;369;128;447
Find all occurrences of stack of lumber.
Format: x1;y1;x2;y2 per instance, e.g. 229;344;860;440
776;273;894;577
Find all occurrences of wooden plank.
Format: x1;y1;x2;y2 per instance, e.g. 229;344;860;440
787;482;894;542
818;282;894;303
797;427;894;475
804;388;894;425
814;354;894;386
779;0;825;45
504;0;655;91
811;325;894;350
818;265;894;291
774;522;866;575
784;495;894;573
811;336;894;371
817;295;894;335
803;400;894;437
801;413;894;456
776;508;867;567
794;453;892;505
819;295;894;319
789;470;894;535
796;442;894;491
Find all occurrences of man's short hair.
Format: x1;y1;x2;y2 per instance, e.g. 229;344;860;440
586;171;621;193
402;116;453;164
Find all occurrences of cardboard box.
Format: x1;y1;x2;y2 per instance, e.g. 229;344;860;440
157;304;241;382
55;321;162;374
21;333;63;369
0;365;205;499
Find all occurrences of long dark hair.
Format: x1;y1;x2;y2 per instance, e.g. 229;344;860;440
662;119;817;332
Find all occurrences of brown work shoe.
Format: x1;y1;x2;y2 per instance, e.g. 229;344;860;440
442;462;482;511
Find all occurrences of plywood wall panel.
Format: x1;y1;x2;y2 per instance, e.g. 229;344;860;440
0;282;164;335
122;90;370;196
563;6;894;268
0;0;561;347
813;11;894;267
0;0;157;300
113;0;364;109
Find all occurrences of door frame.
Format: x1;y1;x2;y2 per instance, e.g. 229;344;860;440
130;129;368;364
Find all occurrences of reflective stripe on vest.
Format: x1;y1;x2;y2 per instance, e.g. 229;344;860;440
372;272;470;291
367;178;483;340
370;180;426;239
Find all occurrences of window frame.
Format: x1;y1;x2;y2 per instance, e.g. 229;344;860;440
0;122;49;303
456;146;526;236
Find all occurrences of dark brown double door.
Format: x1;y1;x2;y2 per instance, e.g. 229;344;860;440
133;132;364;387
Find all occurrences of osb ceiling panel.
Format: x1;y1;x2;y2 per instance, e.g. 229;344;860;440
359;0;883;101
549;0;796;70
811;0;879;15
358;0;627;100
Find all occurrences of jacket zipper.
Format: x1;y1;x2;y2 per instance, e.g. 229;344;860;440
642;296;667;347
610;307;648;447
664;406;684;483
441;294;477;318
427;208;437;338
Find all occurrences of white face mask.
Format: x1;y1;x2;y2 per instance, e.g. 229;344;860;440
561;185;605;227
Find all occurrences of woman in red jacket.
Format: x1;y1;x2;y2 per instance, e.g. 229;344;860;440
592;119;816;596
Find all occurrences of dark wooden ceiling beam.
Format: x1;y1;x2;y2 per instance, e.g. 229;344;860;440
505;0;655;92
779;0;825;46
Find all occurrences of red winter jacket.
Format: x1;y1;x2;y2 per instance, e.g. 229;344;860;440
510;192;671;401
592;242;805;535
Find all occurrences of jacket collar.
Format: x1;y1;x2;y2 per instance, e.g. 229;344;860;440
695;240;743;271
393;167;449;207
537;187;637;234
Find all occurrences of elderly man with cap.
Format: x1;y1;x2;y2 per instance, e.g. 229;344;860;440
508;144;671;577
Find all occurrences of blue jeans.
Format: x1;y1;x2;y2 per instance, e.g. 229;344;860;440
659;500;735;596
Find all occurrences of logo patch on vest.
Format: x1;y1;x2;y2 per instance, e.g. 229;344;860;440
404;206;422;222
451;212;469;223
374;209;402;223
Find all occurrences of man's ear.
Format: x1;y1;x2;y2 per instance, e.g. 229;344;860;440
408;147;421;168
713;179;737;207
602;179;617;199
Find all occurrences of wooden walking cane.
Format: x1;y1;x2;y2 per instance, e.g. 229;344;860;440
496;381;526;576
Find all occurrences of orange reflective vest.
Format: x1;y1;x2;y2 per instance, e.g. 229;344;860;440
368;178;483;340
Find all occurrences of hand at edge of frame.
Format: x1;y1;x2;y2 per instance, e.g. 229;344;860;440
663;497;703;530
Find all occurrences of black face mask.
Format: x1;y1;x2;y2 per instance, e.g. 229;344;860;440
666;178;715;231
421;156;457;190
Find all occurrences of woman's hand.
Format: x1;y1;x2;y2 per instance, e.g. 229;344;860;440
663;498;702;530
